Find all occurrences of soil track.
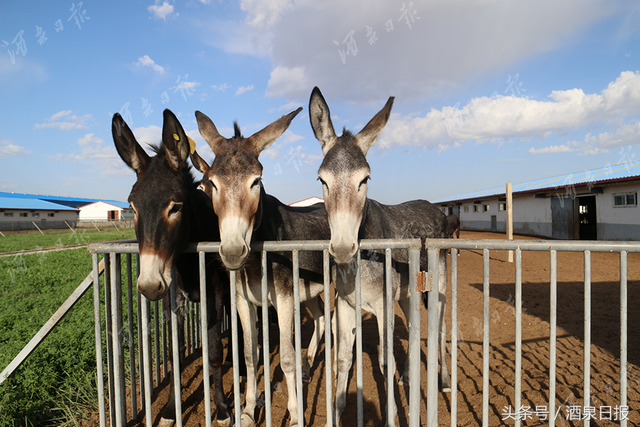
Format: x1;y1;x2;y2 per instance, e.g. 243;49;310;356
88;231;640;426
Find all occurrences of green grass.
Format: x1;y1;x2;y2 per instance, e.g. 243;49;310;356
0;240;139;425
0;228;136;253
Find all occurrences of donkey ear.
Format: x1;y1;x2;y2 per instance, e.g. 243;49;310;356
190;149;210;175
309;87;337;155
247;107;303;155
354;96;394;155
112;113;150;174
162;109;190;171
195;110;227;155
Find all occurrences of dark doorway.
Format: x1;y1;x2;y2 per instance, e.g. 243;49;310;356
578;196;597;240
491;215;497;232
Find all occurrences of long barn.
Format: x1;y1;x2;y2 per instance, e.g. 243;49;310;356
435;161;640;241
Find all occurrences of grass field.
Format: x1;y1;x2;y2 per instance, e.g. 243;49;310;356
0;230;138;426
0;228;136;253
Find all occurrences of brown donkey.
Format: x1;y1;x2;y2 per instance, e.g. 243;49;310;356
191;108;328;427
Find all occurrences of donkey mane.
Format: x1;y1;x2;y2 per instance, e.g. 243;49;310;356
342;128;353;137
233;122;243;139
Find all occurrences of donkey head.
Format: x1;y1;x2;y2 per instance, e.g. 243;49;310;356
309;87;394;264
192;107;302;270
112;109;194;300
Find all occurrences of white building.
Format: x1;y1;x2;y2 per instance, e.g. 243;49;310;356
78;201;133;221
435;161;640;241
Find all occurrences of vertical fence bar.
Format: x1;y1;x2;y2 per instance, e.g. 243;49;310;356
261;250;272;427
292;250;305;427
125;254;137;417
155;300;161;384
199;251;212;427
408;247;421;427
136;255;146;416
104;254;115;427
450;249;458;427
110;253;125;426
140;294;153;427
162;299;168;379
583;250;591;427
355;249;364;427
385;248;395;426
323;249;333;427
549;250;558;427
426;247;439;427
482;249;490;427
92;254;106;427
620;251;628;427
230;269;242;424
514;249;522;427
169;277;183;427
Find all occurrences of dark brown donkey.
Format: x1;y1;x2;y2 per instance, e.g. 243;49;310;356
190;108;328;427
112;109;238;426
309;87;452;425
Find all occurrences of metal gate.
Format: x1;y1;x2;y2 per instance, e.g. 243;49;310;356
87;238;430;427
87;237;637;427
425;238;637;427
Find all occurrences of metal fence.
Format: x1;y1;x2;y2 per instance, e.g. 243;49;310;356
2;237;635;426
425;238;638;427
87;238;429;427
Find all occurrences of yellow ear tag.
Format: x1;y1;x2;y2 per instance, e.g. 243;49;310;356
187;136;196;154
173;133;180;141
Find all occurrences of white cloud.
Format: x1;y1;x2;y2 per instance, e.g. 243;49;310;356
135;55;165;74
265;66;308;99
236;85;255;96
240;0;294;29
530;120;640;155
378;71;640;152
149;1;177;20
34;111;93;130
212;83;230;91
250;0;614;102
0;139;30;159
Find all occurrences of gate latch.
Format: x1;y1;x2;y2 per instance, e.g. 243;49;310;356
416;271;433;292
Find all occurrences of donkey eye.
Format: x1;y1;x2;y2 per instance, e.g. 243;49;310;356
168;202;182;217
318;177;329;193
209;179;218;192
358;176;370;190
251;178;261;188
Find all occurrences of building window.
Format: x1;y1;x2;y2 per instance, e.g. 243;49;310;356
473;205;480;213
464;206;470;213
499;203;506;211
614;192;637;207
484;204;490;212
48;213;55;217
19;212;28;217
32;212;39;218
4;212;13;217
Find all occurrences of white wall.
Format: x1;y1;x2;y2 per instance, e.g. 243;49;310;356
79;202;122;221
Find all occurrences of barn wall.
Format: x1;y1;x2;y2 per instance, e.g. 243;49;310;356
596;182;640;240
0;210;78;231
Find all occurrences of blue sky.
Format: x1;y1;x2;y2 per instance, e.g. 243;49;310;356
1;0;639;205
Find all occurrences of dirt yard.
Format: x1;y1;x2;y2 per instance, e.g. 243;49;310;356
91;231;639;426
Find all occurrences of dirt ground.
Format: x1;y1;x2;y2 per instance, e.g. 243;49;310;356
88;231;640;426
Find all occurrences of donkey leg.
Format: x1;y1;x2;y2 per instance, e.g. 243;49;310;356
332;295;357;427
275;296;302;427
373;297;397;425
211;285;231;426
301;295;325;382
438;252;451;392
235;292;259;427
160;294;187;426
